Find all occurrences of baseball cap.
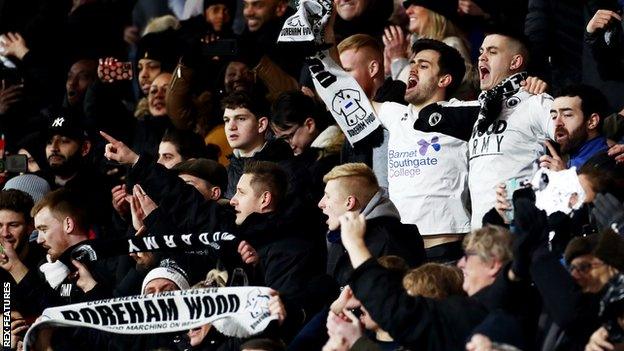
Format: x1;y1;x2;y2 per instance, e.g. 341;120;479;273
47;109;88;141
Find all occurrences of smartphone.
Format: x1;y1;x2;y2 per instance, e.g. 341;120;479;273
505;178;527;222
100;60;133;81
0;154;28;173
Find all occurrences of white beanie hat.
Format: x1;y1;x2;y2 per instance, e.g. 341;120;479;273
141;260;190;293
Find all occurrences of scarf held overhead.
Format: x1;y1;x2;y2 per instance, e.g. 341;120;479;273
277;0;332;44
62;231;239;266
277;0;381;145
23;287;277;351
307;51;381;145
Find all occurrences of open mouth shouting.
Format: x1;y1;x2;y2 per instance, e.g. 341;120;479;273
479;65;490;82
406;74;419;93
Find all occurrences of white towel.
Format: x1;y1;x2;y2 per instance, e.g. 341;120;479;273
39;256;70;289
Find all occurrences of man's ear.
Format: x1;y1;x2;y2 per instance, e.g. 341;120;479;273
346;195;358;211
63;216;75;234
510;54;524;71
303;117;316;133
257;116;269;134
210;186;222;201
438;74;452;89
81;140;91;157
259;191;273;211
260;191;273;213
368;60;380;78
587;113;600;131
488;259;503;277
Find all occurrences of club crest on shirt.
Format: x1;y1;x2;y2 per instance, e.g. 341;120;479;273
428;112;442;126
505;96;521;109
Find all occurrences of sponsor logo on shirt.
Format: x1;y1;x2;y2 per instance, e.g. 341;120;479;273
388;136;440;178
418;136;441;155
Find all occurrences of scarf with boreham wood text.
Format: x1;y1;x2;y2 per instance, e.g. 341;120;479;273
476;71;527;133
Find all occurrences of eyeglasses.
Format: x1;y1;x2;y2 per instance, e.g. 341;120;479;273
568;261;603;274
276;125;301;142
462;249;480;261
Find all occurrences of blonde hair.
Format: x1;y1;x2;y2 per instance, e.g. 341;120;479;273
191;269;228;289
420;9;463;41
323;163;379;207
403;263;464;299
338;34;384;57
323;163;377;185
143;15;181;36
463;225;513;264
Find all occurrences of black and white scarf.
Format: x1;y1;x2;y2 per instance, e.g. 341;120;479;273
62;231;240;266
24;286;277;351
476;72;527;133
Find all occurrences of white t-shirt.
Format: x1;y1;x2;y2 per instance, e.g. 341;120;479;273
379;102;472;235
468;91;555;228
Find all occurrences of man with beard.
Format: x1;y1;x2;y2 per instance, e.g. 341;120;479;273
45;110;113;236
325;35;471;262
539;84;610;171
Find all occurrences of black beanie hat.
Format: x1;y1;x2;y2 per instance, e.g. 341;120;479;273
136;28;180;73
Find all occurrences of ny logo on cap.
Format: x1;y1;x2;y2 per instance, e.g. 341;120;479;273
51;117;65;128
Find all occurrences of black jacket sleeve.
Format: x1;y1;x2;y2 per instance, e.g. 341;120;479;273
127;155;236;234
585;30;624;81
529;246;601;342
348;259;488;350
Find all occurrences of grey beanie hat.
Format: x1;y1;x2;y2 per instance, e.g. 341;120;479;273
4;174;51;204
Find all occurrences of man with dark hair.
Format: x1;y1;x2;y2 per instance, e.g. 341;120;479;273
157;128;211;169
0;189;43;287
271;91;333;157
466;31;558;228
324;29;473;262
45;109;113;234
271;91;343;199
540;84;610;171
230;161;288;225
135;29;179;96
173;158;228;201
221;91;303;199
102;133;332;335
228;160;330;335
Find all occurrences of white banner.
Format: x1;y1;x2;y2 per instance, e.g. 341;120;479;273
24;287;277;350
278;0;332;44
308;50;381;145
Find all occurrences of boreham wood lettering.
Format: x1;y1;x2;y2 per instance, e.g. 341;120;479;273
60;299;179;325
